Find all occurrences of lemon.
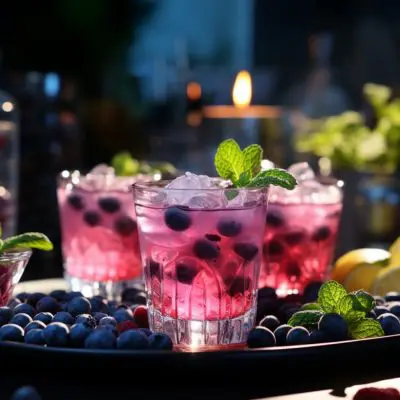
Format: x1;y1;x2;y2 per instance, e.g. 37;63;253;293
371;265;400;296
342;263;383;292
389;237;400;267
331;248;390;283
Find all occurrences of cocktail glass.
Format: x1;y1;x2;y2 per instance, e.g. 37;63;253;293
260;163;344;297
57;165;152;300
133;174;269;349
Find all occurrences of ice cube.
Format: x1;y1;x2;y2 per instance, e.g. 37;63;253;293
288;162;315;182
261;159;275;171
187;193;224;209
88;163;115;176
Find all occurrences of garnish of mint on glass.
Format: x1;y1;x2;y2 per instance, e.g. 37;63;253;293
214;139;297;193
0;224;53;254
288;280;384;340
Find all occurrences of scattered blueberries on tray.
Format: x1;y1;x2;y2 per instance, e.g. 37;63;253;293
1;283;172;352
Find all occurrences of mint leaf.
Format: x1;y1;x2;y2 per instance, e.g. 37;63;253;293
214;139;244;182
287;310;324;329
349;318;384;339
300;302;322;311
337;295;365;322
351;290;375;313
248;169;297;190
237;171;251;187
1;233;53;252
318;280;348;313
242;144;262;178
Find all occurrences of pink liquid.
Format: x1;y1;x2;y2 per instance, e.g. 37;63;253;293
136;204;266;323
57;186;141;282
260;202;342;296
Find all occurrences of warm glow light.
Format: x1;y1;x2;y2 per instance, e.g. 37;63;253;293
232;70;252;107
186;82;202;101
2;102;14;112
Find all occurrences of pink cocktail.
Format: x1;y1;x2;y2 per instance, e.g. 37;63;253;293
259;163;343;296
57;165;149;299
133;175;268;348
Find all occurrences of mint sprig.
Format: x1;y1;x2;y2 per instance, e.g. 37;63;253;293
214;139;297;190
288;280;384;340
0;228;53;254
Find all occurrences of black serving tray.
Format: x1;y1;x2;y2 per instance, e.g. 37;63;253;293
1;334;400;400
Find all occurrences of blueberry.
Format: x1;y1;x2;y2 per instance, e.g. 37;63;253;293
139;328;152;337
259;315;280;331
228;277;251;296
13;303;35;318
16;292;29;302
42;322;69;347
374;305;390;317
131;292;147;306
303;281;323;303
24;329;46;346
7;297;21;309
311;226;331;242
49;290;68;302
309;330;328;344
247;326;276;348
113;308;134;323
83;210;102;226
24;321;46;333
205;233;221;242
67;296;91;317
233;243;259;261
0;323;24;342
149;332;173;350
26;292;46;307
53;312;75;325
366;310;377;319
318;313;348;341
99;316;117;327
283;230;306;246
193;239;220;259
67;194;85;211
85;328;116;349
147;259;161;279
107;300;119;315
36;296;60;314
274;324;292;346
90;313;106;325
69;323;93;347
377;313;400;335
117;329;150;350
164;206;191;231
176;263;199;284
0;306;12;326
373;296;386;306
256;298;280;322
385;291;400;302
277;304;301;324
75;314;97;328
266;210;285;227
89;297;108;313
258;287;278;301
33;312;53;325
102;323;118;336
216;219;242;237
98;197;121;213
389;302;400;318
11;385;42;400
10;313;32;328
66;291;84;301
266;240;285;257
114;216;137;236
286;327;310;345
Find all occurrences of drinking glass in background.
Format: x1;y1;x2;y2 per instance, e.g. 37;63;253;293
260;163;344;297
57;164;153;300
133;174;269;349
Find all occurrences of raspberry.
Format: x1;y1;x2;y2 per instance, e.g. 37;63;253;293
133;305;149;328
353;387;400;400
117;320;138;334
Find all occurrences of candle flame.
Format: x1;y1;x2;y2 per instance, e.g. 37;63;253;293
232;70;252;107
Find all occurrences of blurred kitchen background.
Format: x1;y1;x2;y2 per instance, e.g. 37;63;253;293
0;0;399;280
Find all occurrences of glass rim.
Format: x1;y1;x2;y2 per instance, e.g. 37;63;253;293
132;179;269;193
57;169;156;181
0;248;32;261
